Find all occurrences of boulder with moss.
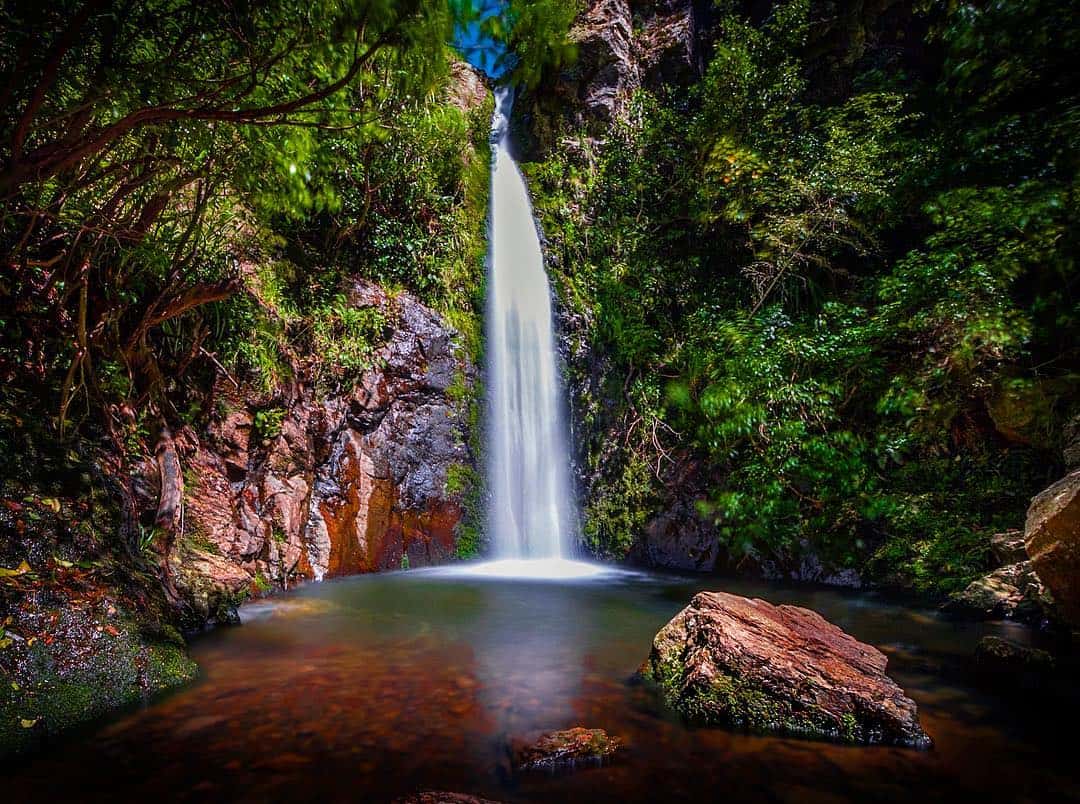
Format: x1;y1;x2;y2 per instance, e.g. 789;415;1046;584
640;591;930;747
514;727;620;772
0;587;196;756
944;559;1050;623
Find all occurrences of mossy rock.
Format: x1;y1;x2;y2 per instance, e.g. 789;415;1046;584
643;656;851;741
515;726;621;772
640;591;931;747
0;605;197;757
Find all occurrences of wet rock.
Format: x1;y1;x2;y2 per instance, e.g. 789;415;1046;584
632;497;720;571
1025;469;1080;625
974;636;1056;676
394;794;502;804
944;561;1049;624
640;591;931;747
990;529;1027;565
146;277;477;607
515;727;620;772
172;547;252;628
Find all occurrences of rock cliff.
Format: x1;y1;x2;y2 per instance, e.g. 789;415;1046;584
518;0;706;154
144;279;477;628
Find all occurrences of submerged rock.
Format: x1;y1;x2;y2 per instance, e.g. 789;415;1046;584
640;591;931;747
515;727;620;772
394;794;502;804
974;636;1056;676
1025;469;1080;626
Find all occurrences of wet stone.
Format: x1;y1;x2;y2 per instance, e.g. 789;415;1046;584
514;727;621;773
394;793;503;804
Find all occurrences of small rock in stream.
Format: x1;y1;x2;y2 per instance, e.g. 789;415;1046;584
514;727;621;773
394;793;503;804
974;636;1056;676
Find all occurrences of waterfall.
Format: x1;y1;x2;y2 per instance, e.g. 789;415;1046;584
485;86;577;563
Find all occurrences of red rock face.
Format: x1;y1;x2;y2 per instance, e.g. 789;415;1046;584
312;432;462;578
144;279;477;623
642;591;931;747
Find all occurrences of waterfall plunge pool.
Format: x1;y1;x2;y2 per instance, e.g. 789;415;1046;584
7;566;1078;802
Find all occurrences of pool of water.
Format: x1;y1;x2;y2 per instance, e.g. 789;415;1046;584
8;565;1079;802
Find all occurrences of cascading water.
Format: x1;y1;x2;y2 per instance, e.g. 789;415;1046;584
477;86;599;579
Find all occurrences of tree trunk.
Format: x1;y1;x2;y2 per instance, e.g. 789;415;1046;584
154;424;183;535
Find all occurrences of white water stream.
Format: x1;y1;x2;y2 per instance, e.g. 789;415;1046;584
481;86;592;579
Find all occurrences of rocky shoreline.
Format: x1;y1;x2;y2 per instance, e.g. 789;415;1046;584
0;279;480;756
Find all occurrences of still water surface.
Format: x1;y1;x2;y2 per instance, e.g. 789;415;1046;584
9;566;1079;802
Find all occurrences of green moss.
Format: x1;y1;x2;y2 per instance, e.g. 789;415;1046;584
454;522;482;560
444;462;476;497
252;406;286;441
445;368;471;405
184;526;220;555
644;651;856;742
582;453;656;559
840;712;859;741
442;460;486;561
0;614;197;757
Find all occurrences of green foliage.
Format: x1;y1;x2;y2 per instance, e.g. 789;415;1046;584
0;0;466;448
460;0;581;88
252;573;272;594
252;407;286;443
527;0;1078;594
445;462;486;561
501;0;582;89
311;297;388;383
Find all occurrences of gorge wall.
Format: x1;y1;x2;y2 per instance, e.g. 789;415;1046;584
147;279;478;628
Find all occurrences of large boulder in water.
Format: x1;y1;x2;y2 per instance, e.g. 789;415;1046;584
1025;469;1080;625
640;591;931;747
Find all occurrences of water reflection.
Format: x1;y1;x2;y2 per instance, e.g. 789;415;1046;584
6;569;1079;803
